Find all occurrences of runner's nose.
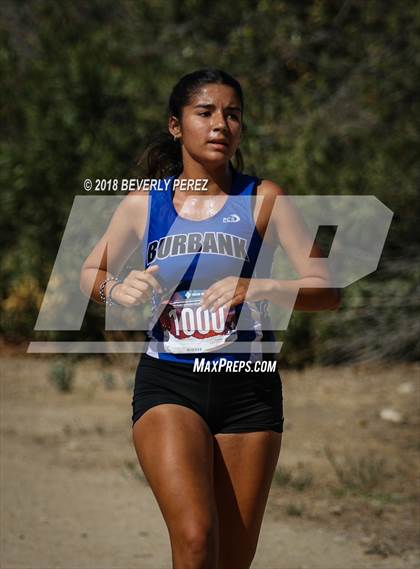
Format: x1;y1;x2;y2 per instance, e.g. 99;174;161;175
212;111;228;132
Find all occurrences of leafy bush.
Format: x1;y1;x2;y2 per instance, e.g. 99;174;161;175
48;359;76;393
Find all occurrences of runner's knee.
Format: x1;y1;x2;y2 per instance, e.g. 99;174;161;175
171;519;218;567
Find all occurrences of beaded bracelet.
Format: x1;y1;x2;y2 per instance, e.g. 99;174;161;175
98;276;121;306
108;279;123;305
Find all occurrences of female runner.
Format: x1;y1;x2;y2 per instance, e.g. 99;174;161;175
80;68;340;569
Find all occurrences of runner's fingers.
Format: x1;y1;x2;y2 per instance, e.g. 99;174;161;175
216;291;243;311
202;289;225;309
117;291;140;306
202;281;233;306
137;273;162;291
130;268;158;278
132;274;162;293
202;276;244;309
202;277;234;301
207;287;237;311
127;269;162;293
218;281;248;307
202;287;218;305
123;284;152;304
219;294;243;311
128;280;153;295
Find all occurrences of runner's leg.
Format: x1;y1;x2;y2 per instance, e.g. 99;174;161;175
132;403;219;569
213;431;282;569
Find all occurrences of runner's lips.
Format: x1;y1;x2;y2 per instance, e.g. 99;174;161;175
208;139;229;147
208;139;230;151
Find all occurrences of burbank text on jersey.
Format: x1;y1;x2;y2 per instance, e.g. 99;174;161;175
142;173;277;364
147;232;249;263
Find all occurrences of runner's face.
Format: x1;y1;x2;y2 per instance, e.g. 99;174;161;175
171;84;243;167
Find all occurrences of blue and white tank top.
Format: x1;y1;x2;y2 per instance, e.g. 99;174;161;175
142;171;277;363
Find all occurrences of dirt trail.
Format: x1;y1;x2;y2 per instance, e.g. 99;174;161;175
1;356;419;569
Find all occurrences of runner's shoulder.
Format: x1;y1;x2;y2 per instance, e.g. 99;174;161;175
113;186;150;241
255;178;288;199
122;185;149;214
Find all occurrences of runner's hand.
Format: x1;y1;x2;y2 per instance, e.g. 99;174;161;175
201;277;271;312
109;265;162;307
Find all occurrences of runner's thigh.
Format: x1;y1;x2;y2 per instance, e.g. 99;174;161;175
132;403;218;534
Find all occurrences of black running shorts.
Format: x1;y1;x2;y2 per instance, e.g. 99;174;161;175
132;353;284;434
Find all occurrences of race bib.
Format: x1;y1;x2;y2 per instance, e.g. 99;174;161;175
158;289;238;354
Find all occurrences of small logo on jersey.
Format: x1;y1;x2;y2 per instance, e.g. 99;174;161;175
223;214;240;223
185;291;192;298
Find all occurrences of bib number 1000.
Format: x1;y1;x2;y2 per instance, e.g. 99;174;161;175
168;306;229;336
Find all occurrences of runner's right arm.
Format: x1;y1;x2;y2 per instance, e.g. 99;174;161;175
79;192;161;306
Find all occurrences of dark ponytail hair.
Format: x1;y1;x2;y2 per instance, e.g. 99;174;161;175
136;68;245;178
